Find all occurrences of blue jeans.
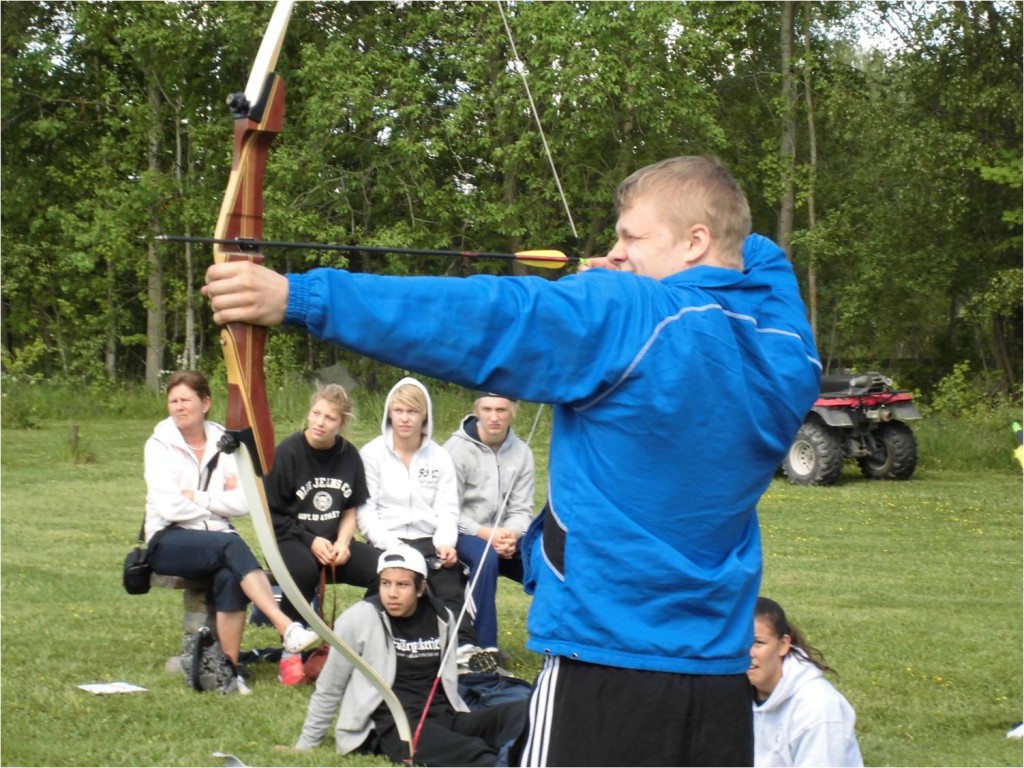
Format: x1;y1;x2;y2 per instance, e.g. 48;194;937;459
148;528;262;612
455;534;523;649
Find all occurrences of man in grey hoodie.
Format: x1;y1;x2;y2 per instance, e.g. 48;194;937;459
295;544;528;766
444;393;535;659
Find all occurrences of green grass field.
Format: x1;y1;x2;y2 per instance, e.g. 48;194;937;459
1;396;1021;766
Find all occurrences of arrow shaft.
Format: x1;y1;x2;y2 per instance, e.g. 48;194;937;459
157;235;573;266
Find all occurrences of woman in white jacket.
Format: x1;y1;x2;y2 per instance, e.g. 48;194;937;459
748;597;863;767
144;371;319;688
357;377;477;650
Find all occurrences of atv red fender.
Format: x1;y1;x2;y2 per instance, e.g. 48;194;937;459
782;372;921;486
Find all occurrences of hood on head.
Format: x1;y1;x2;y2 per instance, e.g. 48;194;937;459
382;376;434;444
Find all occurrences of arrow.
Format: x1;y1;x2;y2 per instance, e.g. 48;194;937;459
156;234;576;270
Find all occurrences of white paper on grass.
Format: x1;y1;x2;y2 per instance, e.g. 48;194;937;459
78;682;148;694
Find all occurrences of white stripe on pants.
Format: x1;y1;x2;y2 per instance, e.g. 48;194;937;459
521;654;560;767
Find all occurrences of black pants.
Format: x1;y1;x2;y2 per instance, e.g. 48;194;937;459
520;656;753;767
375;700;528;767
276;537;378;623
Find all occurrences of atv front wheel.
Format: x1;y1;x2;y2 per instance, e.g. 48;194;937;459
857;421;918;480
782;421;845;486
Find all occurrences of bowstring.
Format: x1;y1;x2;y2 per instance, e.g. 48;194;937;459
411;402;545;753
414;5;571;749
442;1;573;654
496;0;579;241
444;401;545;656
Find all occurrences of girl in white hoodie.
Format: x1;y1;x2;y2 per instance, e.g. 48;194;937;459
748;597;863;767
357;378;476;649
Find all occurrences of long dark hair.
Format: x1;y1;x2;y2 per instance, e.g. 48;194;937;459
755;597;837;676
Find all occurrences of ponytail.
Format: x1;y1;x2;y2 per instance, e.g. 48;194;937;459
755;597;837;676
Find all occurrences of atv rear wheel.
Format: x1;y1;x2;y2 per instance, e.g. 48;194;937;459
783;421;845;486
857;421;918;480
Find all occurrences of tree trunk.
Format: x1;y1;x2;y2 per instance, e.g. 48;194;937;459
991;315;1014;394
105;271;116;377
172;100;197;370
777;1;796;259
145;77;165;390
505;167;525;276
802;4;819;339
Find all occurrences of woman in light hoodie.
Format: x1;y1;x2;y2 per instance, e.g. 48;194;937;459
748;597;863;767
144;370;320;692
357;377;477;651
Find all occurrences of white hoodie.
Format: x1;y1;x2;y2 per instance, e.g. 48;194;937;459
356;378;460;551
753;651;863;767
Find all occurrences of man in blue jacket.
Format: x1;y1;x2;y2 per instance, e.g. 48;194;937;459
205;155;821;766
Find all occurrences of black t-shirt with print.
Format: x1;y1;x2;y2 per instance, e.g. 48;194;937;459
265;431;369;544
374;600;451;725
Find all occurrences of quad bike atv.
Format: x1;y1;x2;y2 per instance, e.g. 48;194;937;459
782;372;921;486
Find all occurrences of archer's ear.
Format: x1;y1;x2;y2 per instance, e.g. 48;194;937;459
683;224;713;265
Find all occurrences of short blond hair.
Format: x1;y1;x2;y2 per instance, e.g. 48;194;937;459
390;383;427;423
616;156;751;268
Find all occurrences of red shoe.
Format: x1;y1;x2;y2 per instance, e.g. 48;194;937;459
278;654;304;686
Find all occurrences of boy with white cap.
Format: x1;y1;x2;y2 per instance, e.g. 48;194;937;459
295;544;527;766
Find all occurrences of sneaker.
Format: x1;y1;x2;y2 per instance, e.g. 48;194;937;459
233;675;253;696
282;622;319;654
457;644;498;674
278;654;305;686
456;644;481;665
483;646;512;667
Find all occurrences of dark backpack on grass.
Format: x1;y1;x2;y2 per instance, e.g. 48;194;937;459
182;626;238;693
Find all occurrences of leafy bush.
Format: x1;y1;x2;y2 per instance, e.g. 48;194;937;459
916;411;1023;473
922;361;1020;421
1;374;43;429
5;375;1018;477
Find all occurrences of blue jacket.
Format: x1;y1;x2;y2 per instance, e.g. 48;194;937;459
284;234;821;675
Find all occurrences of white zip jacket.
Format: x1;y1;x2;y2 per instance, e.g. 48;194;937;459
753;651;863;767
356;378;460;551
143;417;247;542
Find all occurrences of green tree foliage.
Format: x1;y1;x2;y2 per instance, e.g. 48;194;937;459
2;1;1020;402
788;1;1022;393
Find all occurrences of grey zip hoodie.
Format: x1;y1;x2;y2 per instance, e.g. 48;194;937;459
443;414;535;536
295;594;468;754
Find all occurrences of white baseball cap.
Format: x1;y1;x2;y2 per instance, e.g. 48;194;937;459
377;544;428;578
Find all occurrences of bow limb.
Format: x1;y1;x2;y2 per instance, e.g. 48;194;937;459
214;2;414;758
233;443;415;761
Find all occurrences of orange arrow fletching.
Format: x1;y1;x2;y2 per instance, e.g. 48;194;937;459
513;249;571;269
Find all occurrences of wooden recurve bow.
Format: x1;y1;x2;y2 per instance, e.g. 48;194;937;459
212;1;414;759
